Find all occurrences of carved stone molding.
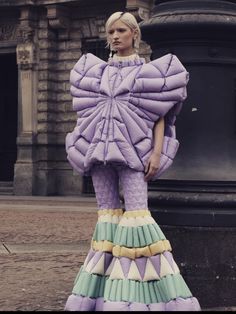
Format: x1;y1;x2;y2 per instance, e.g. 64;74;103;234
0;22;20;41
16;43;38;69
126;0;154;21
47;4;70;29
18;27;35;43
46;4;70;40
17;6;37;44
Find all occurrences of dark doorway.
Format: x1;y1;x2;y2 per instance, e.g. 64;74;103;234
0;53;18;181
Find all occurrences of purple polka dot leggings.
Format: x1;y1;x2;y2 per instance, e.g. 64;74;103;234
91;163;148;211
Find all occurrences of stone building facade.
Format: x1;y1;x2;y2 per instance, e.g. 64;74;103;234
0;0;153;195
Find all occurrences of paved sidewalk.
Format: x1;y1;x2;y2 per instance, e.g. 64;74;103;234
0;195;235;311
0;195;97;311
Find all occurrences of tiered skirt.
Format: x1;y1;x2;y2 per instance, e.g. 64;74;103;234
65;208;201;311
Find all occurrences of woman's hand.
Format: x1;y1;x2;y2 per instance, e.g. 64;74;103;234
144;152;161;182
144;116;164;182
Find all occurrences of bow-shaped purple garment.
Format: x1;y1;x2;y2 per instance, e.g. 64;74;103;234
66;53;189;180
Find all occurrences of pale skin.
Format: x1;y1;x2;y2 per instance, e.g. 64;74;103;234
107;19;138;56
144;117;165;182
107;19;165;180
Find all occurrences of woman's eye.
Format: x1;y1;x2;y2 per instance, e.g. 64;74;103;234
108;28;127;35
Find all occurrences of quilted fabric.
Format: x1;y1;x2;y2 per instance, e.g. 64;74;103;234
65;53;189;179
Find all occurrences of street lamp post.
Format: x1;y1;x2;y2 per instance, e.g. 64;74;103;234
140;0;236;308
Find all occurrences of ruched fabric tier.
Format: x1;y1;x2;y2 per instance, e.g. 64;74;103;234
64;209;201;311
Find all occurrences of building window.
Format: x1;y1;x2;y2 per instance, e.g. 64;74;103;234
81;37;109;61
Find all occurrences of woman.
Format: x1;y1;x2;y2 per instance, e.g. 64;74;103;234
65;11;201;311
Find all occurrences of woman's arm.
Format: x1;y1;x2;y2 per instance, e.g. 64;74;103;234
144;117;165;182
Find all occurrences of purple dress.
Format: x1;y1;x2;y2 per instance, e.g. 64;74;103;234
66;52;189;179
64;53;201;311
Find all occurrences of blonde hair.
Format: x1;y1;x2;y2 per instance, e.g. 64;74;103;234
105;11;141;52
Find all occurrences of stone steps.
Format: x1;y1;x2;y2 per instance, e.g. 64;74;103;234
0;181;13;195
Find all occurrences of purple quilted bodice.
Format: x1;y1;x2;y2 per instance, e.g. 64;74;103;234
65;53;189;180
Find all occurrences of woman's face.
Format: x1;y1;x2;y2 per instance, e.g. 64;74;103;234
108;19;137;56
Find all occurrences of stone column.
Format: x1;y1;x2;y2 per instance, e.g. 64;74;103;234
140;0;236;308
14;7;38;195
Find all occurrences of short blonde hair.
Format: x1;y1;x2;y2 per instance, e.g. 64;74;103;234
105;11;141;51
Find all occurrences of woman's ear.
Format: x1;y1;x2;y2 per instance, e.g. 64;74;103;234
133;28;138;40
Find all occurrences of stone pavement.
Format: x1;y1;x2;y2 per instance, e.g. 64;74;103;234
0;195;97;311
0;195;235;312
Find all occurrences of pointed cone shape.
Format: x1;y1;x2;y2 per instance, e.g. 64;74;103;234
119;257;132;277
105;258;115;276
127;261;142;281
91;251;103;267
160;254;175;278
135;257;148;280
143;258;160;281
109;258;125;280
163;251;174;270
149;254;161;276
104;252;113;273
85;254;96;273
91;253;105;275
84;249;95;268
171;259;180;274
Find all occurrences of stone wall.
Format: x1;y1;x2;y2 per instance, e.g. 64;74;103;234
0;0;153;195
34;1;153;196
